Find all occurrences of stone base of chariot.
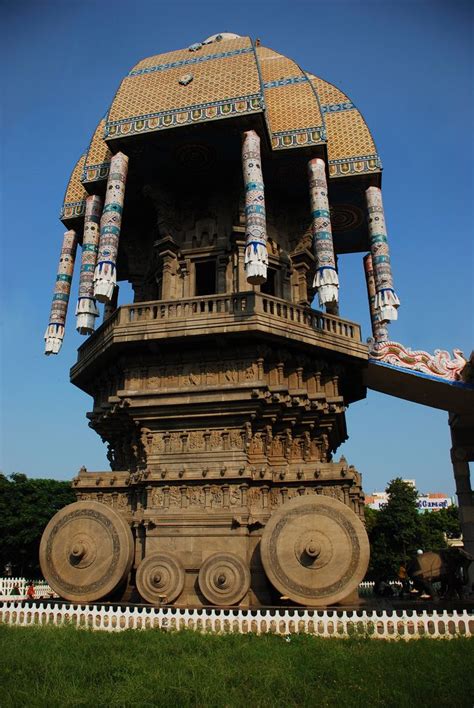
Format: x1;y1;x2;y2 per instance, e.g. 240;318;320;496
40;463;369;608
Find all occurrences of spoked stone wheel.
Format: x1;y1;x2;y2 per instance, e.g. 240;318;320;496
39;501;134;603
136;553;185;604
260;495;369;606
198;552;250;606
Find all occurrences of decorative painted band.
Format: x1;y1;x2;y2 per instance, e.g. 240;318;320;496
105;95;263;139
271;127;325;150
328;156;382;178
369;340;467;382
82;163;111;184
60;200;86;221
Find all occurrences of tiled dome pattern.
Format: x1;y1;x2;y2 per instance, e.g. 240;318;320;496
61;36;381;222
82;119;112;185
61;154;87;222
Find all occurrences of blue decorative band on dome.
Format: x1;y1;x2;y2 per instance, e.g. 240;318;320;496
321;102;355;113
129;47;254;77
263;75;308;89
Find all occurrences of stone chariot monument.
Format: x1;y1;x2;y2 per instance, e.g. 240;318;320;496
40;32;405;607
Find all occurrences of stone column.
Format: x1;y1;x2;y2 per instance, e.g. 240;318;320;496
162;256;175;300
44;229;78;355
291;252;311;305
94;152;129;303
76;195;103;334
154;236;179;300
242;130;268;285
217;255;228;293
365;186;400;322
231;229;247;293
451;447;474;591
363;253;389;342
449;413;474;591
178;259;190;298
308;158;338;312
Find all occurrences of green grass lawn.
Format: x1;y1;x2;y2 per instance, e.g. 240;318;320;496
1;625;473;707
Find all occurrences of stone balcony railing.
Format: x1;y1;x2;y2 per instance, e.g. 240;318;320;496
72;292;366;378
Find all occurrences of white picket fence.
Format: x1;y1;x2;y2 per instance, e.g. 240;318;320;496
358;581;404;597
1;601;472;640
0;577;57;601
0;578;389;601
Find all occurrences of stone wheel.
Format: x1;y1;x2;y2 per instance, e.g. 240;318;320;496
198;552;250;606
136;553;185;605
39;501;134;603
260;495;369;606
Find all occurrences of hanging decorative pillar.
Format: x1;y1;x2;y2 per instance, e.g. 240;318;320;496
242;130;268;285
44;230;78;355
94;152;129;303
307;158;339;311
363;254;389;343
76;195;103;334
365;186;400;322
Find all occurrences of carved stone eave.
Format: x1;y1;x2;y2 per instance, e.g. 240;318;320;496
153;235;181;260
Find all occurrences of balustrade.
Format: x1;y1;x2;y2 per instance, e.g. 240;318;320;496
76;292;362;367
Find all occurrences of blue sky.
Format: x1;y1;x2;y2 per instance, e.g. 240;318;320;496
1;0;472;496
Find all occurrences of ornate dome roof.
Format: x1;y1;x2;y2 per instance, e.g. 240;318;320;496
61;34;380;224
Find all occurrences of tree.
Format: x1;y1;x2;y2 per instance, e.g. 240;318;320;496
419;505;461;551
367;478;422;580
0;473;75;578
365;478;462;581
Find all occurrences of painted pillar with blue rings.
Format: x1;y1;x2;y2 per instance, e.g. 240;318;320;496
308;158;339;312
365;186;400;322
94;152;129;303
76;194;103;334
44;229;78;355
242;130;268;285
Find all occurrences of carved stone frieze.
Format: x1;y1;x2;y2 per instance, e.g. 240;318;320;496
109;481;363;514
123;358;260;391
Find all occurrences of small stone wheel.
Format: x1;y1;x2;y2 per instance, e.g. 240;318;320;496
260;495;369;606
136;553;185;605
39;501;134;603
198;552;250;606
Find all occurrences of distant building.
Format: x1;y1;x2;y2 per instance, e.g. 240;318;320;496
365;480;454;512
